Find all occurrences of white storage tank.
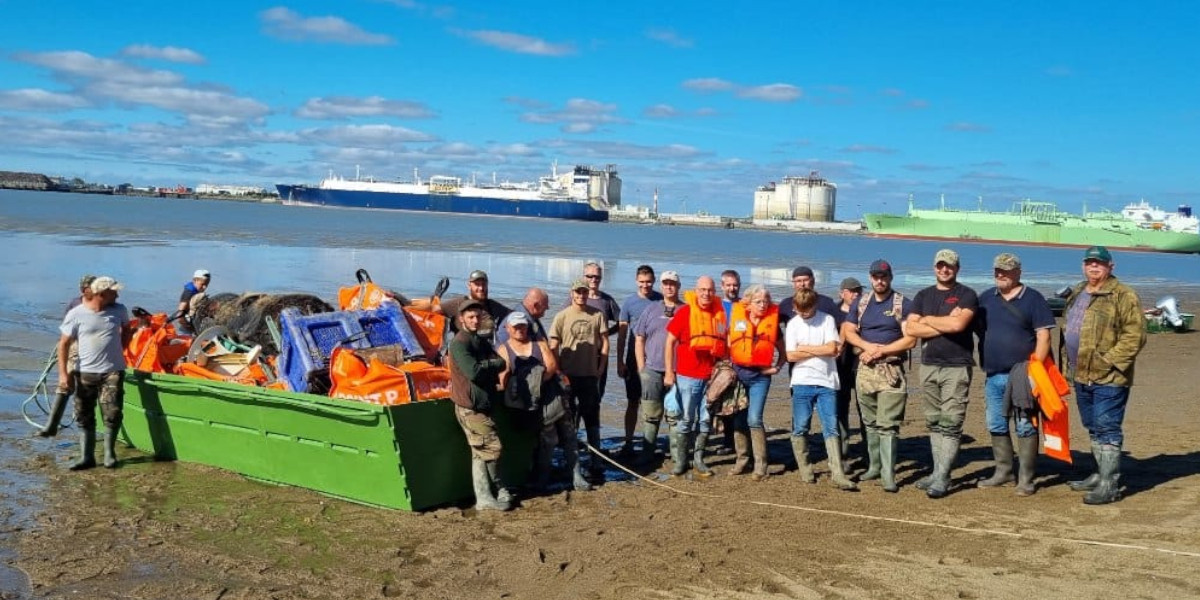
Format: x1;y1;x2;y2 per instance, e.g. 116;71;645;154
752;172;837;221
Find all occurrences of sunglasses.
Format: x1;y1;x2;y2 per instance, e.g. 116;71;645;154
585;274;601;280
663;305;676;318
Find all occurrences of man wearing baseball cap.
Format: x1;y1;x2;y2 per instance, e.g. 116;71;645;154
632;270;685;463
833;276;865;464
903;249;980;499
34;275;98;438
56;276;133;470
975;252;1056;496
440;269;511;344
841;258;915;492
549;278;609;477
1062;246;1145;505
176;269;211;333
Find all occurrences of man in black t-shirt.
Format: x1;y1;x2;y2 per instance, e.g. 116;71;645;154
903;249;978;499
439;270;511;345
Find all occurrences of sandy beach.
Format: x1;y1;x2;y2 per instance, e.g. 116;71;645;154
4;287;1200;600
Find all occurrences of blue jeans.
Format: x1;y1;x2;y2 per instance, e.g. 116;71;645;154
671;375;711;435
790;384;839;440
1075;383;1129;446
732;372;772;430
984;373;1037;438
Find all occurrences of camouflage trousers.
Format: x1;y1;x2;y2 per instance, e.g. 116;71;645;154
74;371;124;430
454;404;502;461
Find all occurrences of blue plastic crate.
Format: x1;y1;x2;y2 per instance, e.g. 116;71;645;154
277;303;427;393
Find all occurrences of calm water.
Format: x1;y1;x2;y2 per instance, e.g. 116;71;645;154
2;188;1198;406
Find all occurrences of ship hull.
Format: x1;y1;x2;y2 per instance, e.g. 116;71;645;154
864;211;1200;254
276;185;609;222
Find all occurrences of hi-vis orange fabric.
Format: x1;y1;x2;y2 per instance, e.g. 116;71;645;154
727;301;779;368
338;280;389;311
403;306;446;358
682;290;728;356
329;348;451;405
125;313;191;373
175;361;282;389
1029;354;1073;464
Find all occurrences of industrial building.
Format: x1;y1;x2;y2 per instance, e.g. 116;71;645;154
753;172;837;221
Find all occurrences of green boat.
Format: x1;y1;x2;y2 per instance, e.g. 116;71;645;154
864;198;1200;254
118;370;535;511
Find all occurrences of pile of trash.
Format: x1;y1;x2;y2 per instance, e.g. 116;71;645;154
127;270;452;405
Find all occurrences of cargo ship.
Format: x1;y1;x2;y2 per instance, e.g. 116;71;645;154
276;163;618;222
864;198;1200;254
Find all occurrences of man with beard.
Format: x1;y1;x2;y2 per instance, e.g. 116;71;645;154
440;270;511;344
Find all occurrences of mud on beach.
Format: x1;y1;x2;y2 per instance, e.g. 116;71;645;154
6;320;1200;599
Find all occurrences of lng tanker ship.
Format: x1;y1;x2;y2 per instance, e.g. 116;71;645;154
276;163;618;222
864;197;1200;254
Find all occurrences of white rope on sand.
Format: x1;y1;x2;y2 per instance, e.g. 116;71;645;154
582;442;1200;560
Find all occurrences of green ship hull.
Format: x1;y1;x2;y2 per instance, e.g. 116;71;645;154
864;201;1200;254
117;370;535;511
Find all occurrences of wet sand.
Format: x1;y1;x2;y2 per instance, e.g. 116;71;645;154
5;290;1200;600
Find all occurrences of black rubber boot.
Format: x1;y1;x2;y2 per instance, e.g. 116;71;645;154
1083;444;1122;505
68;428;96;471
103;426;120;468
564;433;592;491
669;431;688;477
1014;435;1039;497
977;434;1015;487
640;404;662;464
692;433;713;478
35;392;71;438
926;435;960;499
1068;441;1103;492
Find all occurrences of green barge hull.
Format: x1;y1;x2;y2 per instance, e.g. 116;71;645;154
119;370;534;511
864;201;1200;254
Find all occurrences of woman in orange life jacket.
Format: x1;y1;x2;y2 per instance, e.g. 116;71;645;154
726;284;786;480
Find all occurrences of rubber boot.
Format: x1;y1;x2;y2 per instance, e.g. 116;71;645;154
977;434;1015;487
532;440;553;492
729;429;752;476
640;410;662;464
837;421;852;473
486;460;514;505
878;433;899;493
1083;444;1122;505
669;431;688;477
926;435;960;499
859;430;882;481
69;427;97;471
692;433;713;478
585;426;605;476
102;426;120;468
35;392;70;437
915;432;942;491
749;428;770;481
790;435;814;483
1014;435;1039;497
564;434;592;491
1068;441;1103;492
821;437;855;490
471;459;510;511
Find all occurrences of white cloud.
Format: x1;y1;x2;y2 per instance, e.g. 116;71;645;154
85;80;270;119
458;30;574;56
260;7;393;45
645;28;693;48
644;104;679;118
299;123;437;146
682;78;735;92
736;83;802;102
0;88;90;111
486;143;540;157
15;50;183;86
295;96;436;119
841;144;897;154
520;98;626;133
120;44;206;64
946;122;992;133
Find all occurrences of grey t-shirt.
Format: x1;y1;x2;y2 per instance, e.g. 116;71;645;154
632;301;678;373
60;303;129;373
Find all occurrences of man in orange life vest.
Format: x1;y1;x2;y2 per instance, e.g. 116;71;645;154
664;276;727;477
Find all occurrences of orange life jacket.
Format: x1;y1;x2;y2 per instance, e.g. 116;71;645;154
728;301;779;368
1028;354;1073;464
682;291;727;357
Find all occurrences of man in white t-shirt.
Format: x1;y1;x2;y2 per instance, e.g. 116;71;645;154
785;289;857;490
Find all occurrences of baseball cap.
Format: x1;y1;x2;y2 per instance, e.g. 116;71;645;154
933;249;960;266
193;269;211;279
791;266;814;279
570;278;590;291
1083;246;1112;263
90;276;122;294
868;259;893;277
468;269;488;282
459;298;485;313
79;274;97;289
660;270;680;283
840;277;863;291
503;312;530;327
993;253;1021;270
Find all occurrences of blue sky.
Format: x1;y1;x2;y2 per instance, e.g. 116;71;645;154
1;0;1197;219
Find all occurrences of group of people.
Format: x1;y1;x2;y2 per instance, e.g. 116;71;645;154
443;246;1145;511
